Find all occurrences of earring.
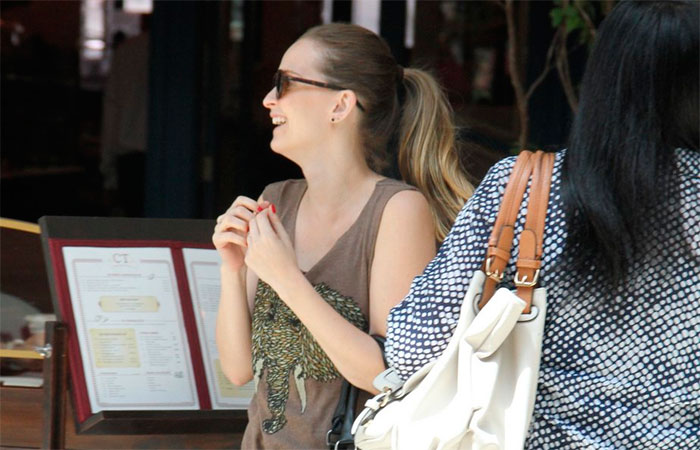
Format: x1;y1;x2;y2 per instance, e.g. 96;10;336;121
331;117;336;123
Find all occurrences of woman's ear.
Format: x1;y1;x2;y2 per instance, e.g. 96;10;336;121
330;90;359;123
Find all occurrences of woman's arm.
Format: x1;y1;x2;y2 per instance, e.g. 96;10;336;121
213;195;265;385
244;191;435;393
368;190;435;337
215;266;256;385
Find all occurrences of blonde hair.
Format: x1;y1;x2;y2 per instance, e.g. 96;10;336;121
398;69;474;241
301;24;474;242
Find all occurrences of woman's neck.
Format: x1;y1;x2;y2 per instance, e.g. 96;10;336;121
299;148;382;218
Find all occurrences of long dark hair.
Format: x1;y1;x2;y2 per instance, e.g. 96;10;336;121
562;0;699;283
300;24;474;242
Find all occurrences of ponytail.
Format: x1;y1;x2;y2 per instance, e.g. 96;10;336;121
302;24;475;241
398;68;475;242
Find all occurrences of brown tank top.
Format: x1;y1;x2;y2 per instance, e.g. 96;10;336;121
242;178;416;449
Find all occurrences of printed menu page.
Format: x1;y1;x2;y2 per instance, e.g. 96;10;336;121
62;247;199;412
182;248;254;409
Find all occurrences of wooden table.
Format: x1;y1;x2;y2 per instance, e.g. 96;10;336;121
0;384;245;449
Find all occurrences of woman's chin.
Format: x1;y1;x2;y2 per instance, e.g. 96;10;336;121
269;126;286;150
269;138;281;152
269;138;289;156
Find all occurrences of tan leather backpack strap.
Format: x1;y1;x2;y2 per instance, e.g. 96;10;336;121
488;151;534;242
480;151;539;308
515;152;555;312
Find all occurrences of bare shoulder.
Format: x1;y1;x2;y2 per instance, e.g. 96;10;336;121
381;189;432;225
376;189;434;248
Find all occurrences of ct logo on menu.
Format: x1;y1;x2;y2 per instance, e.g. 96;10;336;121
112;253;130;264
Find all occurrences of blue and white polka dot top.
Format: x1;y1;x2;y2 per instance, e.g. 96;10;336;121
386;148;699;449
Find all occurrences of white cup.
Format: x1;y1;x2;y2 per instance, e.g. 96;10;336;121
23;313;57;345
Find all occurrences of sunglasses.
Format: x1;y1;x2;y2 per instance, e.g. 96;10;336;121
272;70;365;111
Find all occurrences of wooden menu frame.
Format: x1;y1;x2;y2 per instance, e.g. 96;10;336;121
38;216;247;435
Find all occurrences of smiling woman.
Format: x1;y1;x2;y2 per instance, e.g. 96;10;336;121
212;23;475;449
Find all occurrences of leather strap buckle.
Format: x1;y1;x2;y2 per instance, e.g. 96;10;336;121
514;269;540;287
484;257;504;283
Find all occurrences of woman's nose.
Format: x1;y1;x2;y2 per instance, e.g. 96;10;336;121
262;88;277;109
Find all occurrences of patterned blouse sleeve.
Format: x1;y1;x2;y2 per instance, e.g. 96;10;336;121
385;156;516;380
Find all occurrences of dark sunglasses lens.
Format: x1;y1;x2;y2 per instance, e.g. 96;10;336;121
273;71;285;99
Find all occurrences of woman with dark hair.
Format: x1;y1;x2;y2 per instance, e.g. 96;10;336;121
213;24;475;448
387;1;699;448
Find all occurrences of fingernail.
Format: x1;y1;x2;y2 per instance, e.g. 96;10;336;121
246;224;249;232
256;206;263;212
271;204;276;214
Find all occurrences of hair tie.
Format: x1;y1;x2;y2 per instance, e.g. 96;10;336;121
396;65;407;105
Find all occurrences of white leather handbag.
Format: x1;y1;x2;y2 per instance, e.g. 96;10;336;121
352;151;555;450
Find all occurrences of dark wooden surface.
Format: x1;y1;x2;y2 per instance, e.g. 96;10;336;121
0;386;44;448
0;385;245;449
38;216;215;243
77;409;248;435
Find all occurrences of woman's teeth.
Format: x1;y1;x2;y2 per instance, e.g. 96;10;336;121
272;117;287;125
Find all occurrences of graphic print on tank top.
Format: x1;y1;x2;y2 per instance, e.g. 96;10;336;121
251;280;368;434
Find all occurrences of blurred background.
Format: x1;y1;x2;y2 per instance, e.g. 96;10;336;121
1;0;609;223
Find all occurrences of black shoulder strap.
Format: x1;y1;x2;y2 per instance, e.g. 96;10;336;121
327;335;386;449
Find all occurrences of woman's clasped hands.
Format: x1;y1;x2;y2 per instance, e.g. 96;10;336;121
213;195;299;290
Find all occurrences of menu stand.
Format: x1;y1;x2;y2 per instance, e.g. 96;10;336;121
41;321;68;449
38;216;248;444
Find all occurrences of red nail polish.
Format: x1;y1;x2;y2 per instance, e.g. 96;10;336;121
256;206;263;212
271;204;276;214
